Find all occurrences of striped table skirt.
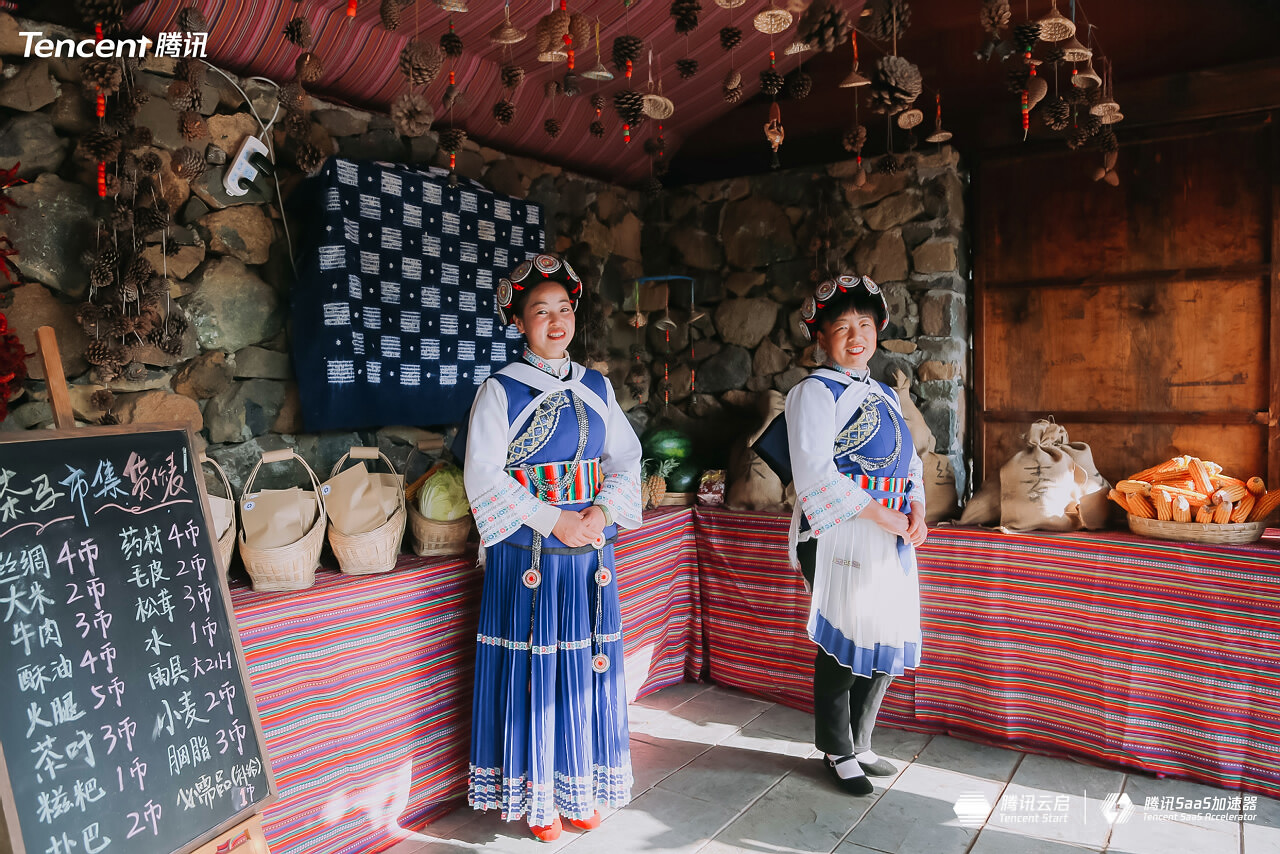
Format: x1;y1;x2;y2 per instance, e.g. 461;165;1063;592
230;506;701;854
694;506;1280;798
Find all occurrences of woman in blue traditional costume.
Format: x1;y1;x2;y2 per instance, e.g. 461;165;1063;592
785;274;928;797
463;253;643;841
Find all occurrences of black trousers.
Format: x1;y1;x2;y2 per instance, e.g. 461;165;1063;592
797;537;894;756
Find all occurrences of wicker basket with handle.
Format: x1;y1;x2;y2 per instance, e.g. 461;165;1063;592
404;436;474;557
1127;514;1267;545
237;448;327;591
200;453;237;573
327;446;407;575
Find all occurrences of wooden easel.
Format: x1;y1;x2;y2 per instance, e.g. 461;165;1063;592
31;327;274;854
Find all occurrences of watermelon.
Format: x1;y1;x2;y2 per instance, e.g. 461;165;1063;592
666;462;701;493
642;428;693;461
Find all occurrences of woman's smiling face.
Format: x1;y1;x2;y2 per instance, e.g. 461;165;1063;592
816;309;877;372
514;280;575;359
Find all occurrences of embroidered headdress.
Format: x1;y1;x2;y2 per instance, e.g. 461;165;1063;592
496;253;584;325
798;274;889;341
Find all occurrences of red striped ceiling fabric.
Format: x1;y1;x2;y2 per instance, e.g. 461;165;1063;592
124;0;864;184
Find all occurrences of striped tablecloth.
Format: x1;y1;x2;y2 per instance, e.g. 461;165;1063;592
230;506;701;854
694;507;1280;797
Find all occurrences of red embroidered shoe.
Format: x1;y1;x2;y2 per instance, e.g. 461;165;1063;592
567;811;601;830
529;816;563;842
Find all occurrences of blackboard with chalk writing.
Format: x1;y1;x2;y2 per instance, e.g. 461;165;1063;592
0;426;274;854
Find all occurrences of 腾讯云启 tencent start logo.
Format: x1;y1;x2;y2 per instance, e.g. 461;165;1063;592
20;30;207;60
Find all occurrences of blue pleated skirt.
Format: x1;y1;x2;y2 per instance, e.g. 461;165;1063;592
468;540;632;825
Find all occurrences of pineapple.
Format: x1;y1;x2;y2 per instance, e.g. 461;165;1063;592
642;458;680;509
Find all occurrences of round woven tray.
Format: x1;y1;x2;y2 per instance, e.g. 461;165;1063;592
1127;514;1267;545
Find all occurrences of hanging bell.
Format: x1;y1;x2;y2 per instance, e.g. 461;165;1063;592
1073;57;1102;89
1059;35;1091;63
582;60;614;81
840;66;870;87
489;7;526;45
654;308;678;331
1036;0;1075;42
436;0;469;11
1091;98;1121;117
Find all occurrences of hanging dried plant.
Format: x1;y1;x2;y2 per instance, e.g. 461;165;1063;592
391;92;434;137
284;16;312;47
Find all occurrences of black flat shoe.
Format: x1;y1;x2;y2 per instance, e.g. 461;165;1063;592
824;755;874;796
858;756;897;777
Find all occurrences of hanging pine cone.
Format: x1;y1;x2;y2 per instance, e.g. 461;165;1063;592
103;173;120;197
134;205;168;236
1039;44;1065;65
110;314;135;338
724;69;742;90
980;0;1011;35
842;124;867;153
492;99;516;126
869;54;922;114
137;152;162;175
178;58;206;87
77;130;121;162
643;175;664;198
544;118;562;139
798;0;853;53
723;85;743;104
1094;126;1119;153
785;69;812;100
400;41;443;86
1081;113;1102;137
644;136;665;156
284;16;312;47
84;339;120;367
89;260;115;290
612;35;643;74
589;120;605;138
612;89;644;124
295;142;326;175
1005;67;1029;95
1066;123;1090;149
76;0;123;31
279;82;309;114
167;79;202;112
719;26;742;51
543;79;562;99
379;0;400;31
501;64;525;90
178;111;208;141
128;126;153;148
670;0;701;34
125;255;153;288
284;110;311;142
438;127;467;153
392;92;434;137
590;93;606;112
110;205;133;233
676;58;699;79
867;0;912;42
297;52;324;84
1013;22;1041;51
875;153;901;175
760;68;784;96
441;28;464;59
82;60;122;96
178;5;208;33
1043;96;1070;131
90;389;115;412
77;303;108;336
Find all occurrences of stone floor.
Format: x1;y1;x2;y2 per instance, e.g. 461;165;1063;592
383;683;1279;854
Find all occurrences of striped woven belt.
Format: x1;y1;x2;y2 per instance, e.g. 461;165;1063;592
508;458;603;504
846;473;911;512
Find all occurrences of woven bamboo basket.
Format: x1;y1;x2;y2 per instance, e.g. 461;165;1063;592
659;491;696;507
1127;514;1267;545
238;449;327;592
199;454;237;573
327;447;407;575
404;437;473;557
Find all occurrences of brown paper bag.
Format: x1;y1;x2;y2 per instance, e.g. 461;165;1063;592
322;462;392;535
890;369;934;454
959;476;1001;526
727;391;788;512
208;495;235;542
922;451;959;523
1060;440;1112;530
1000;420;1084;532
241;487;319;549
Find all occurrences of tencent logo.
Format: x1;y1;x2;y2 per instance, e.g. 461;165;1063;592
953;792;992;828
1100;792;1136;825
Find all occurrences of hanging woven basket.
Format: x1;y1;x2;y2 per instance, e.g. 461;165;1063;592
642;93;675;120
754;7;793;34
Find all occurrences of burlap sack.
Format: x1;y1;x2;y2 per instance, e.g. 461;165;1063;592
1060;440;1112;530
958;476;1001;526
1000;420;1085;532
890;369;934;454
726;391;788;512
922;451;959;523
241;487;319;549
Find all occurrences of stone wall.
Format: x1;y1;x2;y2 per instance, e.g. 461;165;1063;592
614;150;970;488
0;14;644;491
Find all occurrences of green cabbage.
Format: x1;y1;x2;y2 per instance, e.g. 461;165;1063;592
418;465;469;521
